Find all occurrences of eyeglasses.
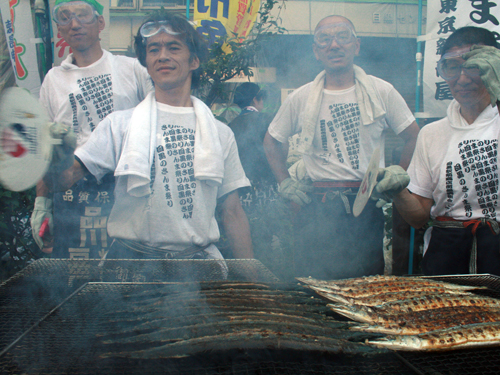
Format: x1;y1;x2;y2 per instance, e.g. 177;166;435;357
437;47;480;81
314;24;357;48
139;21;181;41
53;1;98;26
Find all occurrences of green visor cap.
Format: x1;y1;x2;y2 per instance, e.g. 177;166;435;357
54;0;104;15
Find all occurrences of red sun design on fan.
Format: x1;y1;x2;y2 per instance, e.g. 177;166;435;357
1;128;27;158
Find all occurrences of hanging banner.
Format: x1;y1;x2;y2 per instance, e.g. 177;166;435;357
423;0;500;118
48;0;110;67
0;0;42;97
194;0;261;47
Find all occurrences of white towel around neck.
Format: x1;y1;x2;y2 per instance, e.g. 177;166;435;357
298;66;386;155
115;93;224;197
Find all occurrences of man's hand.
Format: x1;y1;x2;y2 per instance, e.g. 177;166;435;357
463;45;500;106
48;122;77;174
371;165;410;208
278;177;314;206
30;197;53;249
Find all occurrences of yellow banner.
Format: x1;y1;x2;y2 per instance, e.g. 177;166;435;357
194;0;261;47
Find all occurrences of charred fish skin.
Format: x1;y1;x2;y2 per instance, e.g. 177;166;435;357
367;321;500;351
97;311;348;338
100;329;381;359
330;304;500;326
374;294;500;314
297;276;484;292
350;309;500;335
305;282;481;300
312;287;475;305
100;319;353;346
105;303;333;324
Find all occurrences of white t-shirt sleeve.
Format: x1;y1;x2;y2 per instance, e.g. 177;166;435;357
75;113;125;181
407;130;434;199
133;59;154;101
383;86;416;135
267;88;305;143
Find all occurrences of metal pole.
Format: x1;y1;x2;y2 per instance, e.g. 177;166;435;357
409;0;424;275
186;0;190;20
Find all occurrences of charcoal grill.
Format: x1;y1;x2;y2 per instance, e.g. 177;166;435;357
0;282;414;374
392;274;500;375
1;265;500;375
0;258;278;352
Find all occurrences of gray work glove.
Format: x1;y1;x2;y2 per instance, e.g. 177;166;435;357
30;196;53;249
371;165;410;208
463;45;500;106
48;122;77;174
278;177;314;206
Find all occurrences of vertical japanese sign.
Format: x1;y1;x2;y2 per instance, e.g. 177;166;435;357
194;0;261;47
48;0;110;67
423;0;500;118
0;0;42;96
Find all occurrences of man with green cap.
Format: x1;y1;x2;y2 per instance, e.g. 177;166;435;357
31;0;153;259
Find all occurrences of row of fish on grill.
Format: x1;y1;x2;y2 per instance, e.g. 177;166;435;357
95;281;381;359
297;275;500;352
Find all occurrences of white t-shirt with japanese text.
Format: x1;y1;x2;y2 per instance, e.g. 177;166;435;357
40;50;153;147
408;100;499;221
76;101;250;256
268;77;415;181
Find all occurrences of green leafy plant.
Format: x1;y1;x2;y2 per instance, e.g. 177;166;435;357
0;187;38;281
196;0;286;106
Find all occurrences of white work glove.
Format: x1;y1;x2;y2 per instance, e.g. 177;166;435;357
30;196;53;249
278;177;314;206
47;122;77;175
463;45;500;106
371;165;410;208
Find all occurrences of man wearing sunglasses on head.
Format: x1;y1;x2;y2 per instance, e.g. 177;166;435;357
375;26;500;276
263;15;420;279
42;11;254;263
31;0;153;259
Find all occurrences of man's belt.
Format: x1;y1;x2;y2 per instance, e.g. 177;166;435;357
312;181;361;214
114;238;211;259
432;216;500;274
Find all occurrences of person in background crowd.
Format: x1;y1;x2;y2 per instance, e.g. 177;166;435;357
31;0;153;259
375;26;500;276
229;82;275;195
42;11;254;262
263;15;420;280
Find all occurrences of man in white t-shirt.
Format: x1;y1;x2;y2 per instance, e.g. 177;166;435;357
43;11;254;261
382;26;500;276
263;15;419;279
31;0;153;259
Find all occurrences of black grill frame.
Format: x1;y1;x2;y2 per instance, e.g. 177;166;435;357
2;261;500;375
0;282;414;375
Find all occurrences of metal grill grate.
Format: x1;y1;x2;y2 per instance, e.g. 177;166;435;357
425;273;500;298
0;282;416;375
0;259;278;353
395;274;500;375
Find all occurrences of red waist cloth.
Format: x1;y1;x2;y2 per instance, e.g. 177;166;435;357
435;216;498;236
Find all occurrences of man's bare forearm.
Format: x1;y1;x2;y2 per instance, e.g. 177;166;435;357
221;192;254;259
43;159;87;192
263;131;290;184
393;189;433;229
36;180;51;197
398;121;420;170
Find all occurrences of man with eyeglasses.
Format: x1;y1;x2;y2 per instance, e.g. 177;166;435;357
41;11;254;263
263;15;419;279
31;0;153;259
376;26;500;276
